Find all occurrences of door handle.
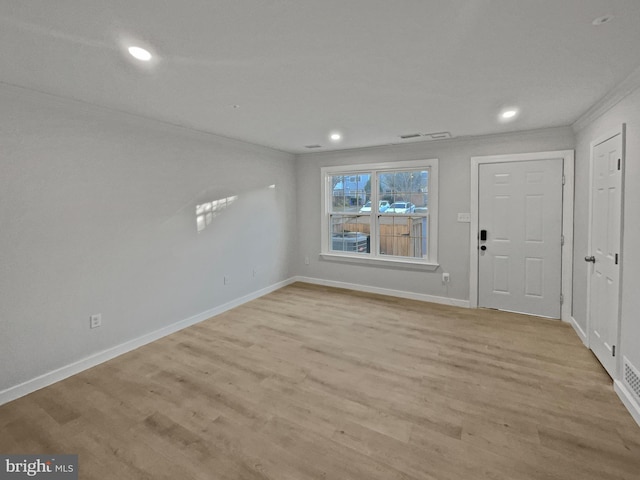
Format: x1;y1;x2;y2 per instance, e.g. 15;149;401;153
480;229;487;241
584;256;596;263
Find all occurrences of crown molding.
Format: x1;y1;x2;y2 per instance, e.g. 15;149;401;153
573;65;640;132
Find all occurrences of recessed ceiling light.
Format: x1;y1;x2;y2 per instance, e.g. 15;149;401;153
499;108;519;121
330;133;342;141
128;46;152;61
592;15;614;26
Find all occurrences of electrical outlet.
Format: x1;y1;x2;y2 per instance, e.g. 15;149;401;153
90;314;102;329
304;256;310;265
457;213;471;223
224;275;231;285
442;273;450;284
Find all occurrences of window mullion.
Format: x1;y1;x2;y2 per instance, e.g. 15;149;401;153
370;170;379;257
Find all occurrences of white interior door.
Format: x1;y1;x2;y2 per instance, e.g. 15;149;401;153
478;159;563;318
587;132;623;378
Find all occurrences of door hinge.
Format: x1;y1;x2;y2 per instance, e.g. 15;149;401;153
561;234;565;246
562;174;566;185
618;158;621;170
615;253;619;265
613;345;616;357
560;293;564;304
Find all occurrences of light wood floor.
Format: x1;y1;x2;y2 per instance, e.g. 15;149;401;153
1;282;639;479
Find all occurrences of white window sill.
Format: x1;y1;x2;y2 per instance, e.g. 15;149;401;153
320;253;439;271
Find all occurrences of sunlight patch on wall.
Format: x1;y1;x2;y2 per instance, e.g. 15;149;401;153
196;196;238;232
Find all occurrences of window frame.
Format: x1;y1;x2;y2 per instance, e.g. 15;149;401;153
320;159;439;270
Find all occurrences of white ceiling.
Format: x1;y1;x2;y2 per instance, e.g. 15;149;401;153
1;1;640;153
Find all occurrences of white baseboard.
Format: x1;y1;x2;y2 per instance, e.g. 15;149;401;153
615;380;640;428
0;278;296;407
292;276;470;308
570;316;588;346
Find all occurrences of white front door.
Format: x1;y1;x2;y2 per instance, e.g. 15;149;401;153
588;132;623;378
478;159;563;318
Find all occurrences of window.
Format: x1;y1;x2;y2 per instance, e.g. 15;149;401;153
321;159;438;268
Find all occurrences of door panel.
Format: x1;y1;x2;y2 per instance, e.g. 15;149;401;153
525;257;543;296
525;195;543;241
493;195;510;240
588;133;622;378
493;256;509;293
478;159;563;318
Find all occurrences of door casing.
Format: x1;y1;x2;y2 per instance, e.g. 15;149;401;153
470;150;574;322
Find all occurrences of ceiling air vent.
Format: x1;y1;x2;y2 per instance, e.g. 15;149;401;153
305;145;322;149
398;132;452;141
423;132;452;140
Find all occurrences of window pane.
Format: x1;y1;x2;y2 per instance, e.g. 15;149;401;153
378;215;427;258
330;215;370;254
330;173;370;212
378;169;428;211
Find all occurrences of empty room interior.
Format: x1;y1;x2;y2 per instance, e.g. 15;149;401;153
2;1;640;479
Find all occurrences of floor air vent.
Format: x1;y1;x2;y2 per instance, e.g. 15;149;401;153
623;357;640;403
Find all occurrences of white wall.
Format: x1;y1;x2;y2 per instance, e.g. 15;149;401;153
294;128;574;302
0;85;296;393
573;86;640;379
